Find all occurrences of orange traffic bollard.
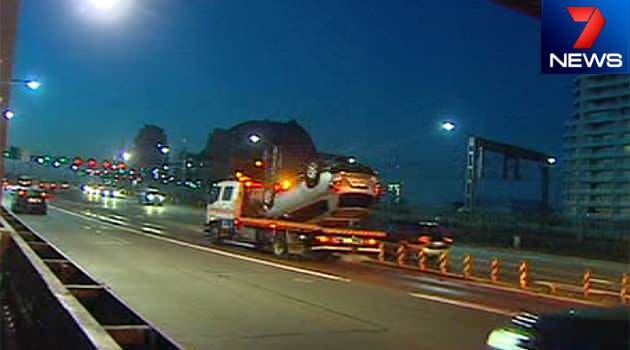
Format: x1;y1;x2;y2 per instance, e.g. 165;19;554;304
463;254;473;279
621;273;630;304
583;269;592;298
490;258;500;283
438;251;449;274
418;249;427;271
518;261;529;289
396;243;407;266
377;242;385;263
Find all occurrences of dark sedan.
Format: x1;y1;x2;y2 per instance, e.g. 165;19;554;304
12;189;48;215
384;220;453;257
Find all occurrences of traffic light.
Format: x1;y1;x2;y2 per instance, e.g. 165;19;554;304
52;160;62;168
87;158;97;168
102;160;112;169
70;164;79;172
73;157;83;167
58;156;69;164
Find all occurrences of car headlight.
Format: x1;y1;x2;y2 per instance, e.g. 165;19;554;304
147;194;155;200
486;327;531;350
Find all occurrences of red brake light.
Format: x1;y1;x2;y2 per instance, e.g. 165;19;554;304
18;190;27;197
315;235;330;243
418;235;431;243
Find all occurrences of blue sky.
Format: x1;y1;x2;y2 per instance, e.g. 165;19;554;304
10;0;574;203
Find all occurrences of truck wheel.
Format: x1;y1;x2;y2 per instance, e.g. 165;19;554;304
305;161;321;188
207;223;223;245
263;188;275;209
272;231;288;257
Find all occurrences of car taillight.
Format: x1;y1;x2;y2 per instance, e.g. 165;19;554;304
418;235;431;243
18;190;27;197
315;235;331;243
41;192;48;199
366;238;379;245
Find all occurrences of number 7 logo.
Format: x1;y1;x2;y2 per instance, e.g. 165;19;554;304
566;6;606;49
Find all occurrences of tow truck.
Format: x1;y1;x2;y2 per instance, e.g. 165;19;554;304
205;157;386;259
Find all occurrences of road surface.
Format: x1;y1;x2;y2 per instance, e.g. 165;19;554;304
5;191;590;349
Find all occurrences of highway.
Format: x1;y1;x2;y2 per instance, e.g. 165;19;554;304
6;190;593;349
53;190;630;290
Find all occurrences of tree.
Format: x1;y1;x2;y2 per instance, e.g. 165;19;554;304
132;125;168;169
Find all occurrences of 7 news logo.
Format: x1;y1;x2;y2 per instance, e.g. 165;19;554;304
542;0;629;74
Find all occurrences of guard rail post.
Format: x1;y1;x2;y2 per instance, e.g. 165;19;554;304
438;251;449;274
417;249;427;271
462;254;472;279
621;273;629;304
583;269;591;298
518;261;529;289
377;242;385;263
396;243;407;266
490;258;500;283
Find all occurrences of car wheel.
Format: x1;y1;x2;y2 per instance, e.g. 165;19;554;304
272;231;288;258
304;160;321;188
263;188;275;209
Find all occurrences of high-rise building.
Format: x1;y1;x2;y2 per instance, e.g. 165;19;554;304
563;74;630;219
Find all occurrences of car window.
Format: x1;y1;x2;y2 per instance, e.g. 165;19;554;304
208;186;220;203
221;186;234;201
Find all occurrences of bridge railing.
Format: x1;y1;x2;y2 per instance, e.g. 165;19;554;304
0;207;183;350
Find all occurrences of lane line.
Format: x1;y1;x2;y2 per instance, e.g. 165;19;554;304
49;205;350;283
409;292;516;316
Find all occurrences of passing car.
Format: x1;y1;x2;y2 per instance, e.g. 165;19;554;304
139;188;166;205
487;307;629;350
17;175;33;188
12;189;48;214
384;220;453;257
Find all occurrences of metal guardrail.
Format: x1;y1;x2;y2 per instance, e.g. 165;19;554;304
0;207;183;350
376;241;630;305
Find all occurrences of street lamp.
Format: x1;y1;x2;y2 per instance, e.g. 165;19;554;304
122;151;132;162
248;134;262;144
546;156;557;165
2;109;15;120
441;120;456;132
0;79;41;91
159;146;170;155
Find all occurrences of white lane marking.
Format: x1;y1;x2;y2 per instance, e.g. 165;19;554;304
50;205;350;283
141;226;163;234
409;292;515;316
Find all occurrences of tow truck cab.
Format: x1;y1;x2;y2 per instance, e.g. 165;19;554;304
206;180;385;257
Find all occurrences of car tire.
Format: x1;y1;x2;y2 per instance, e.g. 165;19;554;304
272;231;288;258
304;160;321;188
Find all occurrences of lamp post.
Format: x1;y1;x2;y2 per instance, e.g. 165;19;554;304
247;133;279;184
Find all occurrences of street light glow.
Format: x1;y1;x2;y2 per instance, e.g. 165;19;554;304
348;157;357;164
89;0;120;10
160;146;170;154
2;109;15;120
546;157;557;165
441;121;456;132
122;151;132;161
25;80;41;90
248;134;262;144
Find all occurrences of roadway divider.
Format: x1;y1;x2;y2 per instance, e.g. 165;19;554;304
0;207;182;349
371;241;628;305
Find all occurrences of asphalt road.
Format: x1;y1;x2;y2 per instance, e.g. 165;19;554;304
54;190;630;291
5;191;590;350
